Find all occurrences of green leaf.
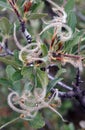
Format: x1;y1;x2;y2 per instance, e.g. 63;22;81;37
0;1;11;10
65;0;75;13
12;80;22;92
69;123;75;130
67;12;77;32
6;65;16;80
21;66;34;81
21;66;33;76
63;123;75;130
27;13;47;20
31;3;40;13
0;17;11;35
29;113;45;129
14;50;22;65
64;30;84;53
0;57;22;69
12;70;23;81
16;0;25;8
40;43;48;56
31;1;44;13
56;68;66;78
47;77;63;92
0;78;11;86
24;81;33;91
36;68;48;88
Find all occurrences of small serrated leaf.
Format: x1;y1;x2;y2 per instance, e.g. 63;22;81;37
12;71;23;81
47;77;63;92
29;113;45;129
12;80;21;92
40;43;48;56
21;66;33;76
65;0;75;13
36;68;48;88
56;68;66;78
67;12;77;32
14;50;22;65
31;1;44;13
24;81;33;91
21;66;34;82
64;30;84;53
6;65;16;80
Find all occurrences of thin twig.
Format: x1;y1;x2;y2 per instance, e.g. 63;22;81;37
0;117;20;130
58;81;73;91
0;53;8;57
75;9;85;22
75;68;81;87
8;0;32;44
48;74;73;91
0;39;14;56
58;91;75;98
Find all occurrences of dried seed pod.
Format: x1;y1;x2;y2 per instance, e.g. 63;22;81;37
23;1;32;13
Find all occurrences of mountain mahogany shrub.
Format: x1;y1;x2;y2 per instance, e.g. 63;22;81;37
0;0;85;129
